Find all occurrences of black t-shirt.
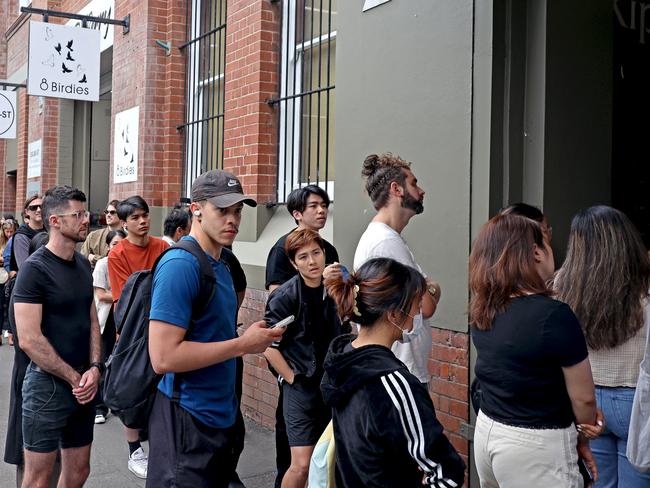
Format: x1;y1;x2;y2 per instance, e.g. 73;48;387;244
472;294;588;428
13;246;94;369
305;284;330;370
265;230;339;289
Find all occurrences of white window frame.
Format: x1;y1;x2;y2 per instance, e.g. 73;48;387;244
277;0;336;202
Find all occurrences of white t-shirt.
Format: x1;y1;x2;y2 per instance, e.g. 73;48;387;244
353;221;432;383
93;257;112;334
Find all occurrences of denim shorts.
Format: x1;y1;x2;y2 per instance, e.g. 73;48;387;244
22;363;95;453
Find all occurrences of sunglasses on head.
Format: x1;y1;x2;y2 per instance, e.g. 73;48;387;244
27;204;41;212
104;209;117;215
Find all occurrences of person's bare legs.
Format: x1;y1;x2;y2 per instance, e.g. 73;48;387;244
57;444;91;488
125;426;139;443
21;450;57;488
281;446;315;488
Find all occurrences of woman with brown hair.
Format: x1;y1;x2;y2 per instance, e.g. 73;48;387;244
320;257;465;488
470;213;599;487
555;205;650;487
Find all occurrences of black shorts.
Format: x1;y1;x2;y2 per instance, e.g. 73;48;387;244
21;364;95;453
282;376;331;447
146;391;238;488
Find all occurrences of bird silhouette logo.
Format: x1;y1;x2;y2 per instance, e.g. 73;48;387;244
62;63;72;74
66;40;74;52
54;43;62;55
66;52;75;62
79;74;87;83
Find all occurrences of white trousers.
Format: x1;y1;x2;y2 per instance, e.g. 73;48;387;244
474;410;582;488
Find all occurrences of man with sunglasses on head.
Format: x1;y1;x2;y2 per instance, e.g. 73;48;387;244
10;195;45;273
81;200;122;270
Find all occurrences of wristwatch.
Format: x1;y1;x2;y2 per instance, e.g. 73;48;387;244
90;362;105;375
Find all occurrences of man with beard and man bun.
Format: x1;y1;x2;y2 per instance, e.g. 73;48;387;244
354;153;441;386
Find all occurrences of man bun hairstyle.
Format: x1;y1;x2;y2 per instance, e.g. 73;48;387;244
325;258;426;325
285;228;325;262
362;153;411;210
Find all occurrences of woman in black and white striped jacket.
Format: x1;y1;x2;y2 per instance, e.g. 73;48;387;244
321;258;465;488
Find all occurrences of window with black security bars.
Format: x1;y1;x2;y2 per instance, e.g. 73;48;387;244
269;0;336;202
179;0;227;198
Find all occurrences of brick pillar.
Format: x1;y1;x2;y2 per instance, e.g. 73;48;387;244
112;0;186;206
223;0;281;204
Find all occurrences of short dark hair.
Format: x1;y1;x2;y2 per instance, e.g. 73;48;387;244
42;186;87;230
117;195;149;221
107;199;120;210
285;228;325;262
105;229;127;246
286;185;330;224
163;206;191;237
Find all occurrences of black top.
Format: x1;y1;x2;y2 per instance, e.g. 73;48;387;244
321;335;466;488
13;246;94;369
472;294;588;428
264;275;347;379
10;224;46;272
265;230;339;289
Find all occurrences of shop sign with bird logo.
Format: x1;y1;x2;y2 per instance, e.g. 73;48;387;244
27;21;100;101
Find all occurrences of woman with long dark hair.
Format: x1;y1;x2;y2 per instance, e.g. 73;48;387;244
470;213;600;487
555;206;650;487
321;258;465;488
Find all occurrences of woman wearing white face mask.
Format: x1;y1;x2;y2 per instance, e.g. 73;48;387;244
320;257;465;488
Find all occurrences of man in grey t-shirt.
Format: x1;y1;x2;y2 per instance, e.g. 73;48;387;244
353;153;441;383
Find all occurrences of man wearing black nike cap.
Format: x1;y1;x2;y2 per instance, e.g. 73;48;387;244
147;170;285;487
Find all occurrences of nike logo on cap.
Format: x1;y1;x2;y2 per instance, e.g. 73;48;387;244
228;179;238;187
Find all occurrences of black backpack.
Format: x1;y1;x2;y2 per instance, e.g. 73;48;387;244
102;239;216;429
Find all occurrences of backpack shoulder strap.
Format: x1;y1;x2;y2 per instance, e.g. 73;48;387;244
151;239;217;320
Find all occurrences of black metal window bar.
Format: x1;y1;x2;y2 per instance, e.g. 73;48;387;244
270;0;336;202
179;0;227;198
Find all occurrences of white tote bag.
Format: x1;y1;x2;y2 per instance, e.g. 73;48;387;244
627;314;650;473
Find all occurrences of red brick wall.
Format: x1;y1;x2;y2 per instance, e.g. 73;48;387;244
110;0;186;206
223;0;281;204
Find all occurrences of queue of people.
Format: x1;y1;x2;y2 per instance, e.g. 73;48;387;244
0;152;646;488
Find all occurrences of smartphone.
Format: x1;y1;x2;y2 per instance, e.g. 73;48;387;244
340;265;350;281
270;315;295;329
578;458;594;487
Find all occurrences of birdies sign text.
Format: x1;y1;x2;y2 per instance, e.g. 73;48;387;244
28;21;100;102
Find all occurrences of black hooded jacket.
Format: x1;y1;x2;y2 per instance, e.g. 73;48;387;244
321;335;466;488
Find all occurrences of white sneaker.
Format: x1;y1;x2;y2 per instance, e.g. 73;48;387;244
2;330;8;338
128;447;148;479
94;414;106;424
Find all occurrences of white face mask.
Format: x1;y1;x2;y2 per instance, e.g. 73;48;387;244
388;312;417;344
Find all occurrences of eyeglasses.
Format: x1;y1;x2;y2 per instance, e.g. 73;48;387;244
104;210;117;215
27;204;42;212
57;211;90;221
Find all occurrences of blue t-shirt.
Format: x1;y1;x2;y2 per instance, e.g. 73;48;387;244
150;236;238;429
3;237;12;272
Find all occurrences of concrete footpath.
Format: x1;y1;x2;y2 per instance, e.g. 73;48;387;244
0;343;277;487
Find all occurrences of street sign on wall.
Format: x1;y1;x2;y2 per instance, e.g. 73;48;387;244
113;106;139;184
28;139;42;179
0;91;17;140
27;21;101;102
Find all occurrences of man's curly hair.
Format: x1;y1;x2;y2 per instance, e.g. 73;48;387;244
361;153;411;210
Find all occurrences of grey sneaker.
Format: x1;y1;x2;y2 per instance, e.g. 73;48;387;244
128;447;148;479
